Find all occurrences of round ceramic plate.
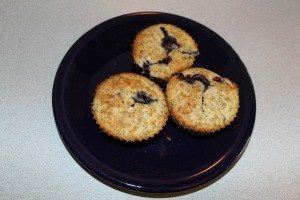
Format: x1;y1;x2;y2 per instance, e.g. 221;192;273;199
52;12;256;193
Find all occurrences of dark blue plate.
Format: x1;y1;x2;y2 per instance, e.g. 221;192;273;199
52;12;256;193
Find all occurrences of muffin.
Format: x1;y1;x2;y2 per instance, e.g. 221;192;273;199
132;23;199;84
91;73;169;142
166;68;239;134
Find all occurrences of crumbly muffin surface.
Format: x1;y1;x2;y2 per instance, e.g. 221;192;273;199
92;73;169;142
166;68;239;133
133;23;199;82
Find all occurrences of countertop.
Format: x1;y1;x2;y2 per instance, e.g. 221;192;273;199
1;1;299;199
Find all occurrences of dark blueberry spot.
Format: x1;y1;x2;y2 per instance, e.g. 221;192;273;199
193;75;210;90
177;73;211;90
141;56;171;74
132;91;157;105
177;73;195;84
160;27;169;37
158;56;172;65
160;27;180;53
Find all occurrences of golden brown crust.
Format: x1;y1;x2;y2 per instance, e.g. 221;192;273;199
91;73;169;142
132;23;199;82
166;68;239;134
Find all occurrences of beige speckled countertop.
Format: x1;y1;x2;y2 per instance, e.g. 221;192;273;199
1;1;300;199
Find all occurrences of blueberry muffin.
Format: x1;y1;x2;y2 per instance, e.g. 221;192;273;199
132;23;199;84
91;73;169;142
166;68;239;134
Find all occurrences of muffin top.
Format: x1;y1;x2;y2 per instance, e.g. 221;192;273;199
166;68;239;133
132;23;199;82
92;73;169;142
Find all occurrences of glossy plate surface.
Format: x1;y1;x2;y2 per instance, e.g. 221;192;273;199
52;12;256;193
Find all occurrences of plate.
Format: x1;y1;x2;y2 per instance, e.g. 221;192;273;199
52;12;256;193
